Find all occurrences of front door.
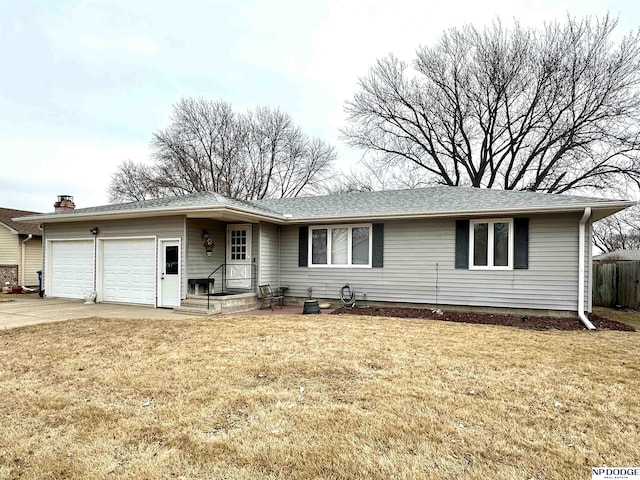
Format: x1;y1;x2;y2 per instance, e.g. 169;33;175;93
159;239;181;307
226;224;252;289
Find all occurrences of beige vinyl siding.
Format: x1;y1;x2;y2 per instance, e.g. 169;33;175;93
0;227;42;286
23;236;42;286
279;213;586;312
258;222;280;286
0;226;19;264
44;216;186;299
186;219;226;281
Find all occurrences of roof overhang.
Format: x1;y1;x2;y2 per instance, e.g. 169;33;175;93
14;205;287;225
13;200;635;225
281;201;636;224
0;221;18;234
0;220;42;236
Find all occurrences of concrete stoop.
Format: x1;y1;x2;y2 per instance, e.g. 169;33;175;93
174;293;259;316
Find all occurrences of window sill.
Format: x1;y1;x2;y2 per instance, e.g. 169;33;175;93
469;266;513;271
308;264;372;269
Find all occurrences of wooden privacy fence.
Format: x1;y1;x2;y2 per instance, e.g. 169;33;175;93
593;261;640;309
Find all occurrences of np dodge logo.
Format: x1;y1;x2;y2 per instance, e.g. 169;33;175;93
592;467;640;480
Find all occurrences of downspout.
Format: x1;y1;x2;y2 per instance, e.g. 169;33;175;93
578;207;596;330
21;234;33;286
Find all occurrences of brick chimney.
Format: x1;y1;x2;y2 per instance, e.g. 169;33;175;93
54;195;75;212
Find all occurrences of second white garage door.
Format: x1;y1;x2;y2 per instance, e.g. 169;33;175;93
101;238;156;305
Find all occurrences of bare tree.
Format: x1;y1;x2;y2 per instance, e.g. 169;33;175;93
343;15;640;195
325;159;433;194
108;160;158;202
108;98;336;202
593;205;640;252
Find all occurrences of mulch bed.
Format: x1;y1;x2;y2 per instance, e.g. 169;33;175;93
331;307;636;331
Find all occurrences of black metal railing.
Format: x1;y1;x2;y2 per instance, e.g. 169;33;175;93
206;263;257;310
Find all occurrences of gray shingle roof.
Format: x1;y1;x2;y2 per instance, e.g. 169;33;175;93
13;186;634;223
253;187;631;219
40;191;282;217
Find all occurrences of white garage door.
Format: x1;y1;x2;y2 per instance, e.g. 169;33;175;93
50;240;94;299
102;238;156;305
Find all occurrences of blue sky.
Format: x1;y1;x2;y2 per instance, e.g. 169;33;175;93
1;0;638;211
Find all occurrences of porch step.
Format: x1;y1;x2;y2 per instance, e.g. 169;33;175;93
174;293;259;316
173;305;221;316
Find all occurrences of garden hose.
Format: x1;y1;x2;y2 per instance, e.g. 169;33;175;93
340;284;356;308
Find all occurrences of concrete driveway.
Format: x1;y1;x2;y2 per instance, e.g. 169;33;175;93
0;294;190;329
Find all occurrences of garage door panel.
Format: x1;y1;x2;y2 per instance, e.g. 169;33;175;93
50;240;94;299
102;239;156;305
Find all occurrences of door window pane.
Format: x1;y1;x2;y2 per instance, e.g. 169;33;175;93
352;227;370;265
473;223;488;266
312;229;327;264
493;222;509;267
331;228;348;264
165;245;179;274
231;229;247;260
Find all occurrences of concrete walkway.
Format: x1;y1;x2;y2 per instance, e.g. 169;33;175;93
0;294;322;330
0;294;189;329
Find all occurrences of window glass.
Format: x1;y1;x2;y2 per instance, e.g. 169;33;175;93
493;222;509;267
331;228;348;264
230;229;247;260
473;223;488;266
165;246;179;275
309;225;372;267
312;229;327;264
352;227;370;265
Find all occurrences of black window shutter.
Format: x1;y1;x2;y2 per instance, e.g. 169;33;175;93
514;217;529;269
372;223;384;268
298;226;308;267
455;220;469;269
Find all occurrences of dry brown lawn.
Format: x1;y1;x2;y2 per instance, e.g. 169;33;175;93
0;314;638;480
594;306;640;330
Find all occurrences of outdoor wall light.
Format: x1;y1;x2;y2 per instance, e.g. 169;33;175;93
203;236;215;256
202;229;209;239
89;227;98;235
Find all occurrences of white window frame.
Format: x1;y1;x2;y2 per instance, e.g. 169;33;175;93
469;218;513;270
309;224;372;268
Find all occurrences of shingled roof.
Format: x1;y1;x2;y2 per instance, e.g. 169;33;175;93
13;186;635;224
15;192;282;218
0;207;42;235
254;187;632;220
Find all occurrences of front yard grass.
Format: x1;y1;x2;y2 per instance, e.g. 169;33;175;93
0;314;638;479
594;306;640;330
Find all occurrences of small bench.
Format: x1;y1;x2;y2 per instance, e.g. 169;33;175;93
188;278;214;295
259;284;285;309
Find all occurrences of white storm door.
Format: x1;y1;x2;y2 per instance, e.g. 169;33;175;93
159;239;181;307
226;224;251;289
49;240;94;299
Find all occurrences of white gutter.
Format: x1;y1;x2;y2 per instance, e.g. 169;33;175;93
21;234;32;286
578;207;596;330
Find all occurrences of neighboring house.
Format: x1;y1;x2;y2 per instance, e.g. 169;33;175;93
14;187;635;325
593;250;640;262
0;207;43;287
